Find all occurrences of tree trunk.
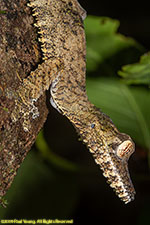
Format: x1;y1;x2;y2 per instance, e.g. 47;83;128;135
0;0;48;205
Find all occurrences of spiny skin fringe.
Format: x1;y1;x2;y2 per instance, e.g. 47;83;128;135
24;0;135;203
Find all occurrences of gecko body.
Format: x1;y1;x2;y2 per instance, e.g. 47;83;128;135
10;0;135;203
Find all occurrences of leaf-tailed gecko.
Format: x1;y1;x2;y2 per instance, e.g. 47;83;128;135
10;0;135;203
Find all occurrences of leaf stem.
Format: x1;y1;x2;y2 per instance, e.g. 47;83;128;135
35;131;79;172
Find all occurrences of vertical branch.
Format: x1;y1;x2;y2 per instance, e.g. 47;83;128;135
0;0;48;204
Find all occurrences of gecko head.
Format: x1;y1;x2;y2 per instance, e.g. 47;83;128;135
103;136;136;204
89;120;136;204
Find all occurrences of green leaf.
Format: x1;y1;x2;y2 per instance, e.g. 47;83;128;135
86;77;150;150
0;10;6;14
0;151;79;218
84;16;144;73
119;53;150;85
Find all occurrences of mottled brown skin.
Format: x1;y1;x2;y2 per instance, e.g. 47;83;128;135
11;0;135;203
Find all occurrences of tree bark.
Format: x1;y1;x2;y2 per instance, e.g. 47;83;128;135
0;0;48;205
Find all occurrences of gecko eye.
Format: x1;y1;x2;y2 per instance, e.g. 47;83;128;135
116;140;135;160
91;123;95;128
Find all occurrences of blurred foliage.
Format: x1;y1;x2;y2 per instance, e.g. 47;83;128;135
1;15;150;223
0;151;80;218
86;77;150;149
119;53;150;85
84;16;144;73
0;10;6;14
85;16;150;150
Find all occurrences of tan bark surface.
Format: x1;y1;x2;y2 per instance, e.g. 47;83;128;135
0;0;48;204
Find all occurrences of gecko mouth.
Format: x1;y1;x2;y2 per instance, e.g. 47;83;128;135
94;139;135;204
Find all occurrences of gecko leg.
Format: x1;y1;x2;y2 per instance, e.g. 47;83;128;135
10;58;63;132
